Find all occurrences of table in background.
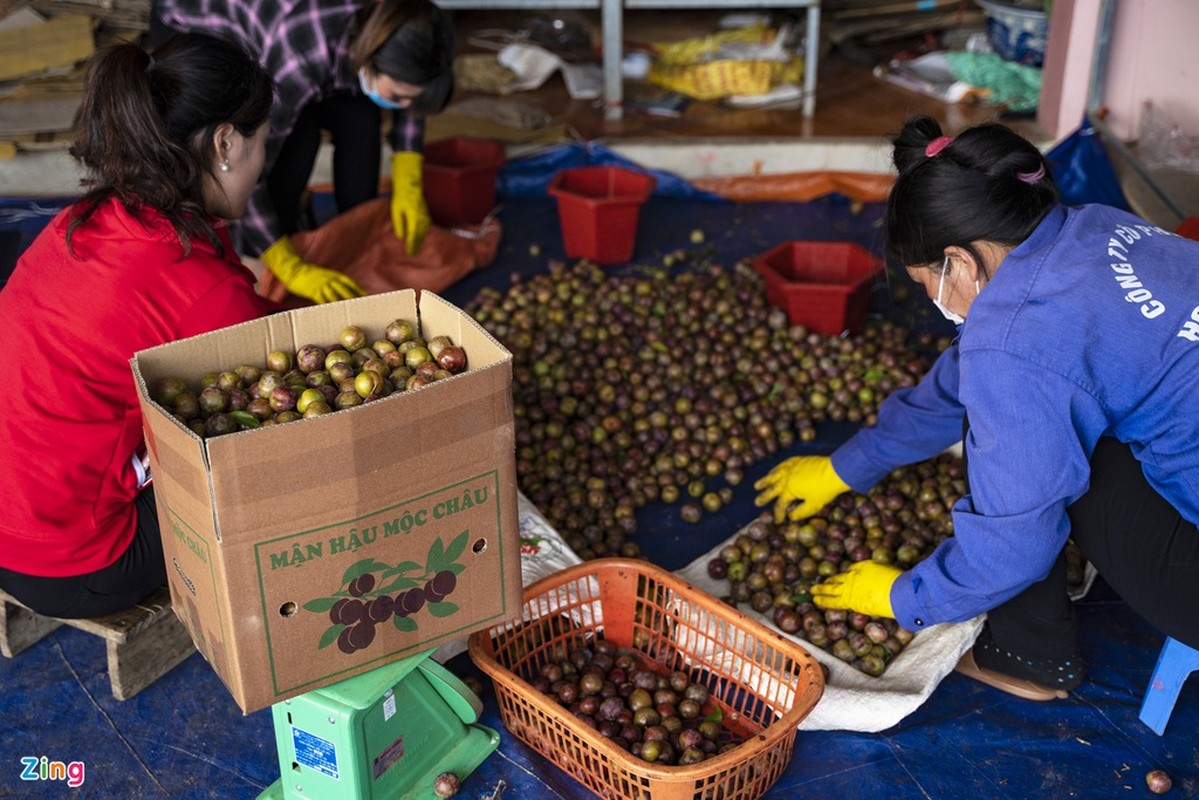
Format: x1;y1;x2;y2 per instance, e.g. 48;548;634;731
439;0;821;120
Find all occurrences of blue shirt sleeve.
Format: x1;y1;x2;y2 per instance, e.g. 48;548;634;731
832;343;967;492
889;348;1109;630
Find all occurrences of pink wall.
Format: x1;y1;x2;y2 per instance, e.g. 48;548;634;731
1039;0;1199;144
1101;0;1199;141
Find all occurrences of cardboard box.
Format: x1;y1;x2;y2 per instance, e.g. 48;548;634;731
131;290;521;714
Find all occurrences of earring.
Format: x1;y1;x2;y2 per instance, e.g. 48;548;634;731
219;160;230;173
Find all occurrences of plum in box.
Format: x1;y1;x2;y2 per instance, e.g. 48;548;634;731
131;289;521;714
753;240;884;336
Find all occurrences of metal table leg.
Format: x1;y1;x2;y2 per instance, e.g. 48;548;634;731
603;0;624;120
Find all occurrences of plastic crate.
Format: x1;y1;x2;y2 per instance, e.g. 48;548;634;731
468;558;824;800
422;137;506;226
1177;216;1199;243
548;166;655;264
752;240;884;336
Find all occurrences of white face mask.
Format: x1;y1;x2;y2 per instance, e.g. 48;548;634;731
932;256;978;326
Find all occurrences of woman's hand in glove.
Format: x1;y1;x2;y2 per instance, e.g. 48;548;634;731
811;561;902;619
753;455;851;523
390;151;431;255
262;236;364;304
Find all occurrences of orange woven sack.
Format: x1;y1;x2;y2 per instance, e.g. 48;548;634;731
258;197;501;307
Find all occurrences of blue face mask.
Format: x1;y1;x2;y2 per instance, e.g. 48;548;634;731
358;68;406;110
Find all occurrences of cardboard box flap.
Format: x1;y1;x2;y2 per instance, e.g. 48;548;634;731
133;290;510;385
132;357;217;518
132;292;412;381
418;291;511;369
141;400;214;514
270;290;419;354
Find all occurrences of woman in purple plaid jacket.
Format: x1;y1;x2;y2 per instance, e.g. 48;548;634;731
149;0;455;303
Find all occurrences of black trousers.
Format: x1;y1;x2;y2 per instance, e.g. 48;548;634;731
267;92;383;236
145;13;383;237
972;434;1199;660
0;489;166;619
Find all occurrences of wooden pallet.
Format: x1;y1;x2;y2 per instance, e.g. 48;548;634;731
0;585;196;700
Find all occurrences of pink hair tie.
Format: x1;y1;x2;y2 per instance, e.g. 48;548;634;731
1018;163;1046;183
925;136;954;157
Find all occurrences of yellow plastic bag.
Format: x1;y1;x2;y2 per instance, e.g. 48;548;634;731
649;58;803;101
647;25;804;101
651;24;775;67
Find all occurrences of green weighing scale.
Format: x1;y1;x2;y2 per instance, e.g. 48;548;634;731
259;648;499;800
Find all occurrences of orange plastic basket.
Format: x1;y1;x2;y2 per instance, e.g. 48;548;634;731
468;559;824;800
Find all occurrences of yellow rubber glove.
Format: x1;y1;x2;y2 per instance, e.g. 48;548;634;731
262;236;364;304
390;151;431;255
753;455;851;523
811;561;902;619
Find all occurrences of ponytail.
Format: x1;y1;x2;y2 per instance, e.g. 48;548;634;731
67;34;274;257
884;115;1059;273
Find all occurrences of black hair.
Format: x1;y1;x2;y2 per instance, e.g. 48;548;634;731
884;115;1059;276
350;0;455;114
67;33;275;257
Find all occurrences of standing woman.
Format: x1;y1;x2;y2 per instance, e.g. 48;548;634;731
150;0;457;303
756;115;1199;701
0;34;277;618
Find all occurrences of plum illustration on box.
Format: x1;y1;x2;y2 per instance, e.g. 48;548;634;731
307;532;469;655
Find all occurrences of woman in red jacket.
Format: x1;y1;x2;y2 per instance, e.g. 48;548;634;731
0;34;277;618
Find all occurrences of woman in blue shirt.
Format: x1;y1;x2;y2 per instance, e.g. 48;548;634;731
757;115;1199;701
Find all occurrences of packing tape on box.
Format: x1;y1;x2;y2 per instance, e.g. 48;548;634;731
206;387;508;514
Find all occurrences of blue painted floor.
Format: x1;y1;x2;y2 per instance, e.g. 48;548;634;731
3;588;1195;799
2;193;1197;799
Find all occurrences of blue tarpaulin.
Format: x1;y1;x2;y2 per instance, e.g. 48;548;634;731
498;141;727;201
1046;115;1131;211
2;184;1194;800
0;197;71;286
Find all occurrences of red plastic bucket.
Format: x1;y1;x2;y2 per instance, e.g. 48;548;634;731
751;241;884;335
422;137;506;226
547;166;656;264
